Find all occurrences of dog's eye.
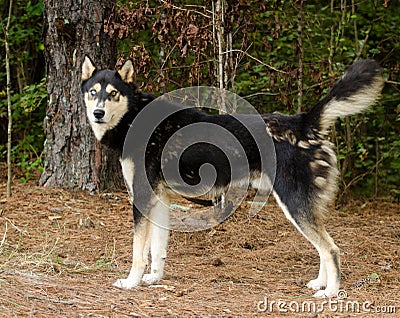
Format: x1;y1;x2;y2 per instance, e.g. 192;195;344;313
90;89;97;96
110;90;118;97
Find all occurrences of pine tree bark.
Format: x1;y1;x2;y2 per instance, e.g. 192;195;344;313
40;0;123;192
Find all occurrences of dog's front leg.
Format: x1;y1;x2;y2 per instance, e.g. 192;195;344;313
113;205;151;289
142;194;170;284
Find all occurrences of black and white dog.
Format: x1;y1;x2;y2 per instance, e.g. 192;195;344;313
81;56;383;297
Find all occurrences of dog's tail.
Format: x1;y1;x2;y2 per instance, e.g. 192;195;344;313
306;60;384;137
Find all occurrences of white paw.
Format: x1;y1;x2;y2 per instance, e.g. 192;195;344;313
306;279;326;291
312;288;339;298
113;278;140;290
142;273;162;285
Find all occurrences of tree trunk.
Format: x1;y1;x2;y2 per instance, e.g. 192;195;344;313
40;0;123;192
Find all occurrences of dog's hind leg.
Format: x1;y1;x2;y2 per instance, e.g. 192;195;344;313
303;225;340;298
273;192;340;298
296;218;340;298
142;193;170;284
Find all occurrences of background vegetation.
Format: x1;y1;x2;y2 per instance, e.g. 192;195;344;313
1;0;399;200
0;0;45;183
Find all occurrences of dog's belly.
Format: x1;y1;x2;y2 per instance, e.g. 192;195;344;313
163;168;272;202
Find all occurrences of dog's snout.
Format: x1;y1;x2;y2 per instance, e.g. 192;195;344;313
93;109;105;119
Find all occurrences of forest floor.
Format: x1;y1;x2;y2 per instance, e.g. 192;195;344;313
0;173;399;317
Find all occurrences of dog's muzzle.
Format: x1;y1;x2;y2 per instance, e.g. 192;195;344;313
93;109;105;120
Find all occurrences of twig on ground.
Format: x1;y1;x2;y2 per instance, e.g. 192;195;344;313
0;222;7;250
25;294;75;305
3;217;27;235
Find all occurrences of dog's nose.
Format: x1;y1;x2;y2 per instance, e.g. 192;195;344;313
93;109;105;119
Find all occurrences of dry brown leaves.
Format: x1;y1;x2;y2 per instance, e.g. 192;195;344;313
0;181;399;317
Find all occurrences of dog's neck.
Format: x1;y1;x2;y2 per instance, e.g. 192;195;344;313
98;109;134;153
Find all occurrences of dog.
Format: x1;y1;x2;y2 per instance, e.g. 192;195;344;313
81;56;383;297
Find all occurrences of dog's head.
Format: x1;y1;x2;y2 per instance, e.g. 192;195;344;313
81;56;136;140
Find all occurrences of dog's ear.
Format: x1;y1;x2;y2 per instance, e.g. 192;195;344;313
82;56;96;81
118;60;134;83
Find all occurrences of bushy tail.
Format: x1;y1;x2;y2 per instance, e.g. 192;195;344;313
306;60;384;137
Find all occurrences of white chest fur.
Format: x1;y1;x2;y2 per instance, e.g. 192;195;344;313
120;157;135;201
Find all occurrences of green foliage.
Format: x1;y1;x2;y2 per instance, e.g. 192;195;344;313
1;0;399;197
110;0;399;198
0;0;45;181
2;1;44;55
0;78;46;182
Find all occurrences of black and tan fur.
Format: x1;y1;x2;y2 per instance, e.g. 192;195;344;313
81;56;383;297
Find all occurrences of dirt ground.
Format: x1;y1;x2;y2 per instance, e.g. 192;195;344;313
0;175;399;317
